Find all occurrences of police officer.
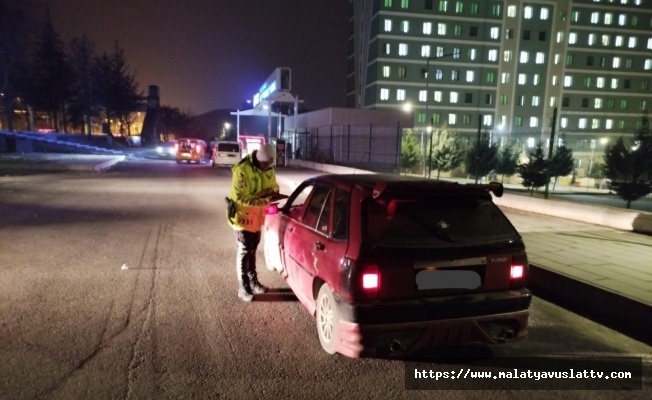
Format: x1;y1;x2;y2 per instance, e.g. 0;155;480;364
226;143;280;301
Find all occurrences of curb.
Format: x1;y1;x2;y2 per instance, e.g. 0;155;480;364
93;156;126;172
528;265;652;346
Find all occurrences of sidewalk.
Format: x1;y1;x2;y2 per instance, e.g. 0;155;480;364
272;167;652;346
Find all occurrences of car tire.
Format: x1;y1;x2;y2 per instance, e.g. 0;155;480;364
316;284;339;355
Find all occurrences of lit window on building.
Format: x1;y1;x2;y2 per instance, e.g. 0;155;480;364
536;52;545;64
591;12;600;24
468;48;477;60
629;37;637;48
423;22;432;35
601;35;610;46
595;98;603;109
579;118;587;129
434;91;442;102
606;119;613;129
419;90;427;102
520;51;529;63
484;115;493;126
597;77;605;88
504;51;513;62
518;74;527;85
401;0;409;9
384;43;391;54
572;11;580;22
450;92;458;103
438;23;447;35
436;46;444;57
380;89;389;100
533;74;540;85
384;20;392;32
398;67;407;78
532;96;540;106
383;66;390;78
488;49;498;61
421;45;431;57
399;43;408;56
613;57;621;68
397;89;406;101
466;71;474;82
561;118;568;128
402;21;409;33
449;113;457;125
564;76;573;87
568;32;577;44
541;7;549;20
604;13;613;25
524;6;533;19
527;137;535;148
645;59;652;70
439;0;448;12
455;1;463;13
588;34;596;45
618;14;626;25
501;73;510;84
612;78;619;88
490;27;500;39
615;36;624;47
507;5;516;18
592;119;600;129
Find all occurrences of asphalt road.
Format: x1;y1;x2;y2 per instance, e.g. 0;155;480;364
0;158;650;399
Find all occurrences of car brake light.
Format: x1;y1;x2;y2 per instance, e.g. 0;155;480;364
360;263;380;294
510;265;524;280
509;252;528;288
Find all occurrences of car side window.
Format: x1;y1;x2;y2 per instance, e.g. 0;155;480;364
332;189;350;241
301;184;333;233
287;184;314;221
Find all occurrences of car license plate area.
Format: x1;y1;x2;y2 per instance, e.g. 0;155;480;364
416;269;483;290
414;258;486;291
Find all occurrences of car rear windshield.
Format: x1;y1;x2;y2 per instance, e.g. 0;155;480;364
363;195;519;246
218;143;240;152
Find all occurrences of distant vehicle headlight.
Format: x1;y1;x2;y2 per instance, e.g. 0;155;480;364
156;146;164;153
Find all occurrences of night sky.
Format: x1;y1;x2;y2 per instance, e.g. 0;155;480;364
46;0;350;115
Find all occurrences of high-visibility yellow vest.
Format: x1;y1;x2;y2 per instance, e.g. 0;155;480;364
226;154;280;232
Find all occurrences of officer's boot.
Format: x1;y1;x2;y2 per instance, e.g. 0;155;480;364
248;271;268;294
237;266;254;302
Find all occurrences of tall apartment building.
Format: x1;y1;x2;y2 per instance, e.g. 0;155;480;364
347;0;652;173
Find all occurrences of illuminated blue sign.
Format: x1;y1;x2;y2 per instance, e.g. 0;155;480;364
252;68;291;107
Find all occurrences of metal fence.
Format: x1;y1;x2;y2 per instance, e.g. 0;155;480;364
282;125;652;213
284;124;402;173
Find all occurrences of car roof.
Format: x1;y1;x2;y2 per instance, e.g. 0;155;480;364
307;174;503;198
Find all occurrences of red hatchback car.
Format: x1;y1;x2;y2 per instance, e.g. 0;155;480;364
263;174;531;358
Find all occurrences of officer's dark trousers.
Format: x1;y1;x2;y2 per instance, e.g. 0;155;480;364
234;230;261;292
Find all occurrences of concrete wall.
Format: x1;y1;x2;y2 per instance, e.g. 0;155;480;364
286;159;652;235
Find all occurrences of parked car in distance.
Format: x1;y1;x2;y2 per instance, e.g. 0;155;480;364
263;174;531;357
176;138;207;164
211;141;241;167
156;140;177;159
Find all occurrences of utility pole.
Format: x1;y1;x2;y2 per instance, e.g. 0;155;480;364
544;107;558;199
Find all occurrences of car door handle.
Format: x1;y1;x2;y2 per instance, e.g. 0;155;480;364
314;242;325;251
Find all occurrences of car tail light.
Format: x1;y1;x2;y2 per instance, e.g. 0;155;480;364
510;265;524;280
359;262;380;298
510;253;528;288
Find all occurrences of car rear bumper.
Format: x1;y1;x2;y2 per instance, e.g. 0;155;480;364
333;289;531;358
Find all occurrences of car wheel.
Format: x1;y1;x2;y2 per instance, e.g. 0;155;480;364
316;284;339;355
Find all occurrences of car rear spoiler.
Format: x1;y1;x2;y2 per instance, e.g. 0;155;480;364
371;180;504;199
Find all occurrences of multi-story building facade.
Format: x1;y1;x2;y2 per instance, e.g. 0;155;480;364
348;0;652;176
